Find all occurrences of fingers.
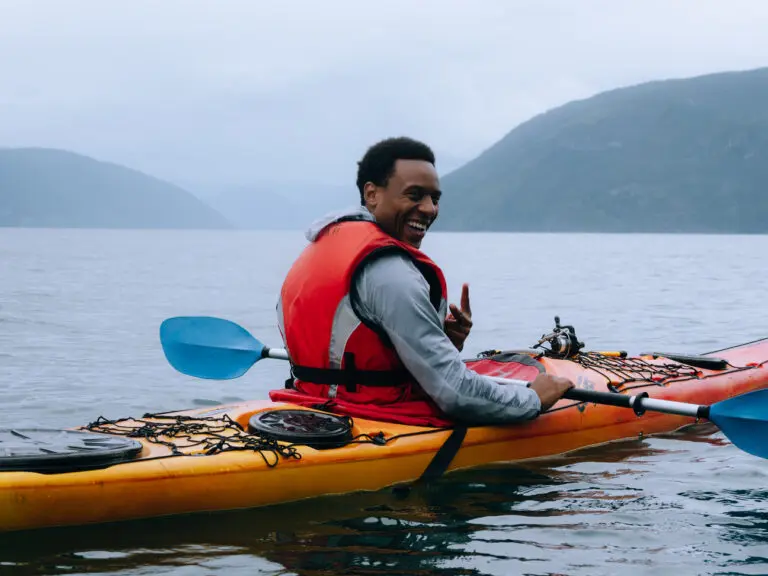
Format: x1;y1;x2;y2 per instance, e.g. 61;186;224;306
445;315;470;335
449;304;473;328
528;374;575;412
445;322;470;337
447;284;473;350
444;324;468;351
460;283;471;317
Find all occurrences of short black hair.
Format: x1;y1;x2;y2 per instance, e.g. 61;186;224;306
356;137;436;205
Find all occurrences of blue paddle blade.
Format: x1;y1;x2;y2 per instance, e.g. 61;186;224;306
709;388;768;459
159;316;264;380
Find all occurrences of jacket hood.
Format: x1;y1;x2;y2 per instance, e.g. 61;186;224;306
305;204;376;242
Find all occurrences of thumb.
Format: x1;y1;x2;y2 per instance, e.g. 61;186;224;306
461;283;471;315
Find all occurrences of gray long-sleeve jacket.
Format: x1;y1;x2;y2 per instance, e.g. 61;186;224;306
297;205;542;425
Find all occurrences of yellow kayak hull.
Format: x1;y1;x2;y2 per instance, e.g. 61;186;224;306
2;340;767;533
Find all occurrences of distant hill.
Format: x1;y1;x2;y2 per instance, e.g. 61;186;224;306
191;181;355;231
0;148;231;229
186;151;469;231
435;67;768;233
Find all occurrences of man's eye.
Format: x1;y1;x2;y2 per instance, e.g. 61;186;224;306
407;190;440;204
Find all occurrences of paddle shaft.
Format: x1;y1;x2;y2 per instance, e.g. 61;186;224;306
262;347;290;361
493;376;707;418
263;347;709;420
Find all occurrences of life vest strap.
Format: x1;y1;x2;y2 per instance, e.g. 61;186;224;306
290;364;410;391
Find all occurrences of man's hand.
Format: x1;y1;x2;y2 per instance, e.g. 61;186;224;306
445;283;472;351
528;374;574;412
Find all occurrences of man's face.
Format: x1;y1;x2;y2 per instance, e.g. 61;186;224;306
363;159;441;249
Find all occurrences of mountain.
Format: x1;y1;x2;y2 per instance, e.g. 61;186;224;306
186;150;469;231
188;180;354;231
435;67;768;233
0;148;231;229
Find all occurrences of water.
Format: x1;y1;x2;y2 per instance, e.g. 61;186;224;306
1;228;767;575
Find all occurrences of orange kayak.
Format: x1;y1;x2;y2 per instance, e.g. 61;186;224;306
1;336;767;534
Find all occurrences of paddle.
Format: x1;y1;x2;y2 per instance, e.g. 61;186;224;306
159;315;768;460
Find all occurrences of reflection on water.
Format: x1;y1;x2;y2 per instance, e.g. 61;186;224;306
2;424;767;576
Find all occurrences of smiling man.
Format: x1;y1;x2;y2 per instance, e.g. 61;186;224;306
270;136;573;427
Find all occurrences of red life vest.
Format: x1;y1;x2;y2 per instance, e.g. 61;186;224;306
268;219;454;427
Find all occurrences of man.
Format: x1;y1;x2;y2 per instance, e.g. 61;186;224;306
270;137;573;427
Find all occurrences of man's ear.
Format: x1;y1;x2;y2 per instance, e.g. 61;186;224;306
363;182;378;209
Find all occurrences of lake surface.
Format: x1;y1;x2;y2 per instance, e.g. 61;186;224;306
1;228;767;575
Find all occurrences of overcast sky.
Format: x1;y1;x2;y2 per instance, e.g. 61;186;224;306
2;0;768;188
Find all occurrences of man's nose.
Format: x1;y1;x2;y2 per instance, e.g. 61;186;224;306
418;195;438;216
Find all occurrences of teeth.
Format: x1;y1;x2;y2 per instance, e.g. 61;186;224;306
408;221;427;231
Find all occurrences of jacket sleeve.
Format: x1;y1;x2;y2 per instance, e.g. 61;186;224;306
353;252;542;424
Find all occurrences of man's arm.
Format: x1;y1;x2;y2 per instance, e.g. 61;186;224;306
354;252;543;425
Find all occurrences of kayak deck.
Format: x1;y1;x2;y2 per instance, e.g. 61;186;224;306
1;341;767;533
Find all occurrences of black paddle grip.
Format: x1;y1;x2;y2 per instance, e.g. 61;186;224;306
564;388;650;415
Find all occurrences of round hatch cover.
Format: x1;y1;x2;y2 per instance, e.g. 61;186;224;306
0;429;143;474
248;409;352;449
